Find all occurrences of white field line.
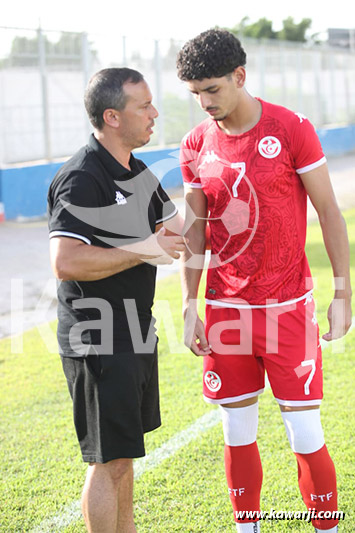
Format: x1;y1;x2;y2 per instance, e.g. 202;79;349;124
29;323;355;532
30;409;222;532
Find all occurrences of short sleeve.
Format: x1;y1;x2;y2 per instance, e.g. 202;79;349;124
180;133;202;189
129;161;177;230
154;182;178;223
47;171;100;245
291;115;326;174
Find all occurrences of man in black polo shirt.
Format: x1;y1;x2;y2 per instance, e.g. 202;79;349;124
47;67;185;532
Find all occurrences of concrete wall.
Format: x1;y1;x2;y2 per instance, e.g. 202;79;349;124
0;161;64;220
0;124;354;220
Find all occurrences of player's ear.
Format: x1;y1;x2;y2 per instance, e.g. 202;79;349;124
233;66;246;88
102;108;120;128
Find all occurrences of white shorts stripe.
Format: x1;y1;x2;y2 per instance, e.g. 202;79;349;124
275;398;322;407
203;388;265;405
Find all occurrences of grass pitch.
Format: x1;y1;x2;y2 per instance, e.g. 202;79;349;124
0;210;354;532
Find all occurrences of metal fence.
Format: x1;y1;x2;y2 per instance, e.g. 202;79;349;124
1;26;355;165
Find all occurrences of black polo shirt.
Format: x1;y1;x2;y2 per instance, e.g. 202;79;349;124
47;134;177;356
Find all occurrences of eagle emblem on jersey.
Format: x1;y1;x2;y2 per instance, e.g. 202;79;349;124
258;136;282;159
204;371;222;392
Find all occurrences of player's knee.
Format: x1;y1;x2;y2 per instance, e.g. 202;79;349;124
220;401;259;446
281;408;325;454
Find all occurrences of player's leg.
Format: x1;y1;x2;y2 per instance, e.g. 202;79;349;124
264;296;338;532
204;305;264;532
281;405;338;533
220;397;262;533
82;458;136;533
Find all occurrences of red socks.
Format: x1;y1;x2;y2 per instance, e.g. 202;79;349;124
224;441;337;530
295;444;338;530
224;442;263;523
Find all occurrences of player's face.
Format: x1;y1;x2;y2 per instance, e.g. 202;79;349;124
186;71;242;121
118;81;159;149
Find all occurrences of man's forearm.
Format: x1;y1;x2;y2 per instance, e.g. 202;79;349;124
53;242;144;281
181;264;203;315
319;205;352;297
180;224;206;315
51;230;185;282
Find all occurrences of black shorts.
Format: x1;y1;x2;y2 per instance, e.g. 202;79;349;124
61;348;161;463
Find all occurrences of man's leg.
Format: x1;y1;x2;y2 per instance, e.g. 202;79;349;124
281;405;338;532
81;457;136;533
221;397;262;533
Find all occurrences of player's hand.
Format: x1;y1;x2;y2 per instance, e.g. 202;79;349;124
322;296;352;341
183;308;212;356
142;228;186;265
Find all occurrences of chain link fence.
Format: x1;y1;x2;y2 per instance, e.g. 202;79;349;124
1;26;355;165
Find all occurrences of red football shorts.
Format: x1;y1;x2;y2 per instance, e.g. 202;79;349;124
203;295;323;407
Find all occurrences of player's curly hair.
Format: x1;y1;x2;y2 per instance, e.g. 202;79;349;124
176;29;246;81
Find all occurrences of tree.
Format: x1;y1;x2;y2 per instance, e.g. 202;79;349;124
278;17;312;42
228;17;313;43
9;35;49;66
232;17;277;40
5;31;97;68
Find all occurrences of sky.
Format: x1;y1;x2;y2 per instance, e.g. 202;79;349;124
2;0;355;40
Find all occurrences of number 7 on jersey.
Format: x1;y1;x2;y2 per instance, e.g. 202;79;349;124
230;162;246;198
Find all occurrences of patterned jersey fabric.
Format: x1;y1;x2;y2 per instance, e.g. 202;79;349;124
180;99;326;306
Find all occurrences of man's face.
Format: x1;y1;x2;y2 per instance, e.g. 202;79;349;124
186;71;241;121
118;81;159;149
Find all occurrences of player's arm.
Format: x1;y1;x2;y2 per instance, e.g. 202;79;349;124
181;187;212;356
299;162;352;340
50;230;186;282
155;211;185;236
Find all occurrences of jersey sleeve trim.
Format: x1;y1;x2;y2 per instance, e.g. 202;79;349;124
183;182;203;189
296;156;327;175
155;205;178;224
49;231;91;245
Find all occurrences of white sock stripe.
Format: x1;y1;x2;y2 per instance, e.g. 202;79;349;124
220;402;259;446
281;409;325;454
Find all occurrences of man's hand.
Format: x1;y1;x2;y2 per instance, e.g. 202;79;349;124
183;307;212;356
142;227;186;265
322;296;352;341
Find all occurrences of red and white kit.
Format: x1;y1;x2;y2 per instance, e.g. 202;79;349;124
181;100;326;406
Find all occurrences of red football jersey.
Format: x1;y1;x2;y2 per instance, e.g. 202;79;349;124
180;99;326;306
